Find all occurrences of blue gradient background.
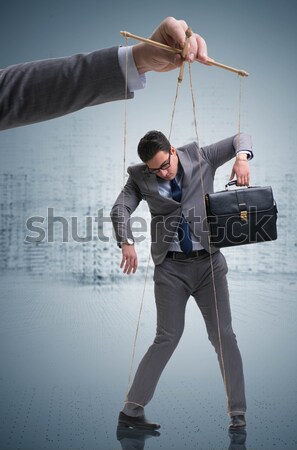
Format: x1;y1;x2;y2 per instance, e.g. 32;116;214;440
0;1;297;449
1;0;297;168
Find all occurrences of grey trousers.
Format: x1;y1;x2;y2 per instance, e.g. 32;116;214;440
123;251;246;417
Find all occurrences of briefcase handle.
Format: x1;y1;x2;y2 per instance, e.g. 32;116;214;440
225;180;249;190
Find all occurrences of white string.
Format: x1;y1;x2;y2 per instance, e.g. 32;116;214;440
123;38;128;185
125;252;151;402
122;42;244;416
169;79;181;141
122;39;151;401
189;64;245;414
237;75;243;150
188;62;229;413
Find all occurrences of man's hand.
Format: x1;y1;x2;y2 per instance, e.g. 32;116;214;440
132;16;209;74
229;154;250;186
120;244;138;275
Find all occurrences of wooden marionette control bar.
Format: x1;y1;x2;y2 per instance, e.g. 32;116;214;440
120;30;249;77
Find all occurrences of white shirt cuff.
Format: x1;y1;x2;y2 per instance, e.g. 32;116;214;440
237;150;254;160
118;46;146;92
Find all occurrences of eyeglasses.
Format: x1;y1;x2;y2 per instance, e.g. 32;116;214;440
147;152;171;174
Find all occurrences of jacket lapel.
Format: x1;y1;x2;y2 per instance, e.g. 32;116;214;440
177;147;193;194
142;168;178;205
142;169;160;196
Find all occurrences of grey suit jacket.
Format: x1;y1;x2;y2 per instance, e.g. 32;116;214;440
0;46;133;130
111;133;253;265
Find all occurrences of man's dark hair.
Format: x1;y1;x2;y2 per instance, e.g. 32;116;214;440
137;130;171;163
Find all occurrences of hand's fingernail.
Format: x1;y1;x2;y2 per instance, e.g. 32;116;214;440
189;52;195;62
174;54;181;65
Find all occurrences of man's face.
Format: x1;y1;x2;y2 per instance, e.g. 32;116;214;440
146;147;178;180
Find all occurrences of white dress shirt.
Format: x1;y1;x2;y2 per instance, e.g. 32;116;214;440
118;46;146;92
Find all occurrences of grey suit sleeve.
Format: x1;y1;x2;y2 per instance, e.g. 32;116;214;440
0;46;133;131
201;133;253;170
110;173;142;245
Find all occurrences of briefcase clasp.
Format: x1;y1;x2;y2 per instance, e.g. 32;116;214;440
240;210;248;222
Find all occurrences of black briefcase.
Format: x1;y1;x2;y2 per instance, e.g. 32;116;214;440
205;181;278;248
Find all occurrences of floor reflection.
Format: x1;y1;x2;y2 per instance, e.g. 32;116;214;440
0;273;296;449
228;430;247;450
116;426;247;450
116;426;160;450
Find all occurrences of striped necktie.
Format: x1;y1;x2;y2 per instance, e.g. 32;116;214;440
170;178;193;254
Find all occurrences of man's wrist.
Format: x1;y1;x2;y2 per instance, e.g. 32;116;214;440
121;238;135;246
236;154;248;161
236;150;253;161
132;43;149;74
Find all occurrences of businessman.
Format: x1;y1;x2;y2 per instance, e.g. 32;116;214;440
111;130;253;431
0;17;208;130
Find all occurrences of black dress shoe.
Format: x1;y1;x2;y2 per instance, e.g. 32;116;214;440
229;415;246;430
118;411;161;430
